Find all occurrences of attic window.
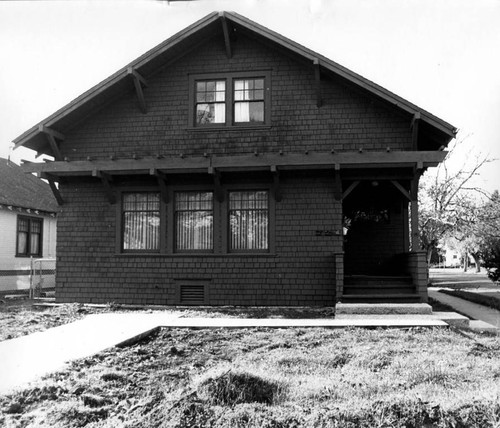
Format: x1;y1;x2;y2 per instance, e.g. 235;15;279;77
189;71;270;128
195;80;226;125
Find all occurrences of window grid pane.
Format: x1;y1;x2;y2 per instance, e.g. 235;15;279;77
195;80;226;125
234;78;265;123
122;193;160;251
175;192;213;251
229;191;269;251
17;217;42;256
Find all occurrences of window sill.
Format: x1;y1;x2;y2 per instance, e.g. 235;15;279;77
186;124;272;132
114;253;278;258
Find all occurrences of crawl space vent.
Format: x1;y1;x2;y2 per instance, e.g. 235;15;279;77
180;284;205;305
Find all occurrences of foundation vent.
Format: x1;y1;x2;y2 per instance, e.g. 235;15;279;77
180;284;205;305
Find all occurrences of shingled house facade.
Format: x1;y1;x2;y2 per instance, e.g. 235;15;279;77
14;12;456;306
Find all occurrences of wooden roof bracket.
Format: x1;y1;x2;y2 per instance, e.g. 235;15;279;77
39;125;64;161
150;169;168;203
342;180;360;200
219;12;233;59
411;112;421;150
127;68;148;114
333;163;342;201
390;180;412;201
270;165;282;202
39;172;64;206
209;166;224;202
92;170;116;204
313;58;322;108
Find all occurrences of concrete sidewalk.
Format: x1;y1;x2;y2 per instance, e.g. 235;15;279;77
429;288;500;332
0;311;448;395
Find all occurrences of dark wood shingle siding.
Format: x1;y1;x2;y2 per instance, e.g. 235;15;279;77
60;34;412;162
55;173;340;306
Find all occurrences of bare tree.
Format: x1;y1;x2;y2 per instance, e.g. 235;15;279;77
419;135;494;267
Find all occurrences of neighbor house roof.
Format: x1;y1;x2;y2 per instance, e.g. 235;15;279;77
13;11;457;156
0;157;59;213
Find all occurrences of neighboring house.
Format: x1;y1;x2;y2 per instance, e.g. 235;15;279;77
0;157;58;293
13;12;456;306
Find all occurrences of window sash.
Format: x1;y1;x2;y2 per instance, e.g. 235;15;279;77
122;193;160;252
195;80;226;125
229;191;269;251
17;217;42;256
175;192;214;251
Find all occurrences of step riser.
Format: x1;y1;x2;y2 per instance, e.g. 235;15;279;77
344;288;415;295
336;303;432;315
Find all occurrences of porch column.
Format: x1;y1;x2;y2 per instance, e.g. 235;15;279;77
410;170;422;251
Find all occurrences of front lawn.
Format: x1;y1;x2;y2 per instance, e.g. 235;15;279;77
1;325;499;427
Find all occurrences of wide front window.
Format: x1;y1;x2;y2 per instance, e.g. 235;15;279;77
229;190;269;251
190;72;270;128
122;192;160;252
17;216;43;257
175;191;213;251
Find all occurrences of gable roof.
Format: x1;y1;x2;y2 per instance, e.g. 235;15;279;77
0;158;59;213
13;11;456;156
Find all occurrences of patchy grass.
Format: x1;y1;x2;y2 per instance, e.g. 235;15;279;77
0;300;110;341
440;289;500;312
1;326;499;427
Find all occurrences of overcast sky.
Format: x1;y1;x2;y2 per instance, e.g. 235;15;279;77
1;0;499;192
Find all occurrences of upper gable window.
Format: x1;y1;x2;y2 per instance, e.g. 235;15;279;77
234;78;265;123
189;71;270;128
195;80;226;125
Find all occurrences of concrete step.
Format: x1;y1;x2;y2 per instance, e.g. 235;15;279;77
341;293;422;303
335;302;432;315
343;287;416;295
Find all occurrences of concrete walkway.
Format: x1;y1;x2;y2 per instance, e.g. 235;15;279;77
0;312;447;395
429;288;500;331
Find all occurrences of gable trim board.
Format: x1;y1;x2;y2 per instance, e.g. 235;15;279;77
13;12;456;306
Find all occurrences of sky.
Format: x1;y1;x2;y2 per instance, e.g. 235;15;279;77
1;0;499;193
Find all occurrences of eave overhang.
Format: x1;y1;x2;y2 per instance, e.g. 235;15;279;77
22;150;448;178
13;12;457;157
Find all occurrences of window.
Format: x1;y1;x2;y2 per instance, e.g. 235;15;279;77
175;191;213;251
234;78;265;123
122;192;160;251
190;72;270;128
195;80;226;125
229;191;269;251
16;216;43;257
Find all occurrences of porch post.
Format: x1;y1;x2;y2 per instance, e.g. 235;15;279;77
410;168;423;251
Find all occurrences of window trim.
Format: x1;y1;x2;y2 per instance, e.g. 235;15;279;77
188;70;271;129
116;182;274;255
222;184;275;254
173;190;215;254
118;189;163;254
16;215;43;258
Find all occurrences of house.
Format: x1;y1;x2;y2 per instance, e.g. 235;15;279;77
0;157;58;294
13;12;456;306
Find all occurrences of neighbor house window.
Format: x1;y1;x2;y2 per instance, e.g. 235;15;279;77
234;78;265;123
190;72;270;128
229;191;269;251
195;80;226;125
175;191;213;251
16;216;43;257
122;192;160;251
